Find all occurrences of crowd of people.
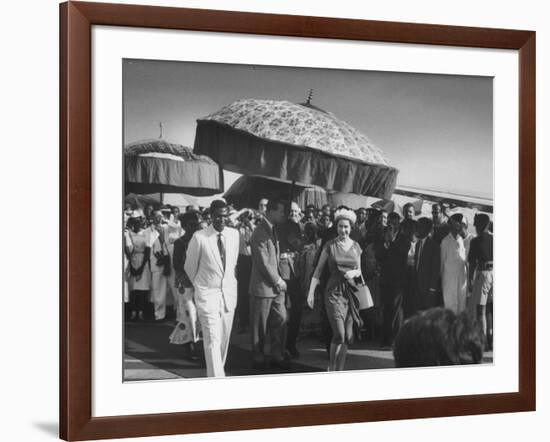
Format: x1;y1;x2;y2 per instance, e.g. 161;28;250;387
123;196;493;376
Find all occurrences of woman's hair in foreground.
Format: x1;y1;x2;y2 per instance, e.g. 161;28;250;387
393;307;485;368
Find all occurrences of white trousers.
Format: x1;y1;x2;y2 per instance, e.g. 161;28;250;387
151;271;167;320
196;299;235;377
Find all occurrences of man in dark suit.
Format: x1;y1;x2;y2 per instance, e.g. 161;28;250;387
276;201;305;359
384;219;417;343
415;217;441;311
249;199;288;369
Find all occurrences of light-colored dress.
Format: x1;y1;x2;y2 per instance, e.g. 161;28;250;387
169;286;202;344
440;233;468;313
125;229;151;291
313;238;363;343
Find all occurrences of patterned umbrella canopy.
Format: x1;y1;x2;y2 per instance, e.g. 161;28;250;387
223;175;327;210
124;139;222;196
194;98;398;198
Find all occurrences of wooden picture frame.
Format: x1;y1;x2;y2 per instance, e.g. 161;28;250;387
59;1;536;440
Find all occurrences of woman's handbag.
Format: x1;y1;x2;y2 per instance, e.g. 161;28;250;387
351;276;374;310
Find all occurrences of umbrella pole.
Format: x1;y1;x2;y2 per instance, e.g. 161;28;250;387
160;192;164;205
287;181;296;214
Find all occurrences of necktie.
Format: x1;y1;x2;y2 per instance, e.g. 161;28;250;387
272;227;280;259
415;239;424;270
217;232;226;271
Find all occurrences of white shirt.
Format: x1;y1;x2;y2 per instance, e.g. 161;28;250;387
407;240;417;267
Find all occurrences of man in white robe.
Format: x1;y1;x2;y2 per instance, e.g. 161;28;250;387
440;213;469;314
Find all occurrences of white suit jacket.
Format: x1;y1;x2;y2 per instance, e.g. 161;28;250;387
184;225;240;313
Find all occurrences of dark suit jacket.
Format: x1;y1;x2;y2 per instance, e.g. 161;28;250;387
275;220;305;280
387;235;417;317
387;236;411;292
249;219;282;298
415;235;440;310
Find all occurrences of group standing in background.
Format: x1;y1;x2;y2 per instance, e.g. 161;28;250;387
123;194;493;377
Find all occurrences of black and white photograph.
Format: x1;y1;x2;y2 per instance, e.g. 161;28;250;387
122;59;494;381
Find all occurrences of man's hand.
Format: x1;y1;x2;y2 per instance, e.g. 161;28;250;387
276;278;287;293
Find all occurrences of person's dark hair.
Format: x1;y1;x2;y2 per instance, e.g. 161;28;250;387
178;211;201;230
210;199;228;213
267;198;286;213
401;218;417;232
417;217;433;232
432;202;442;211
388;212;401;223
402;202;414;215
393;307;485;367
126;216;139;230
473;213;491;231
306;204;316;211
374;208;388;225
364;208;380;227
450;213;465;224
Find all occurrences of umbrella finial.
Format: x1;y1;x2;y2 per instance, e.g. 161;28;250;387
306;89;314;105
158;122;164;139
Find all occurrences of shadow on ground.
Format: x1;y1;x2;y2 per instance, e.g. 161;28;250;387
124;320;400;379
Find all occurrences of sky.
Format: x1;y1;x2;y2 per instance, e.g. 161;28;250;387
123;59;493;200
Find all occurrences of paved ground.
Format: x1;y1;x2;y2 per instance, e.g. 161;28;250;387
124;318;494;381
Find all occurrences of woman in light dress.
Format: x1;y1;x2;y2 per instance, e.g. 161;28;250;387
308;208;364;371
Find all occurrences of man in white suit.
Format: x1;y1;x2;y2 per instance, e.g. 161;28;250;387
184;200;240;377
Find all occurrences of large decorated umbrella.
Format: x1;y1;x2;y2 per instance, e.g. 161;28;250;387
125;138;222;196
223;175;327;210
193;97;398;199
